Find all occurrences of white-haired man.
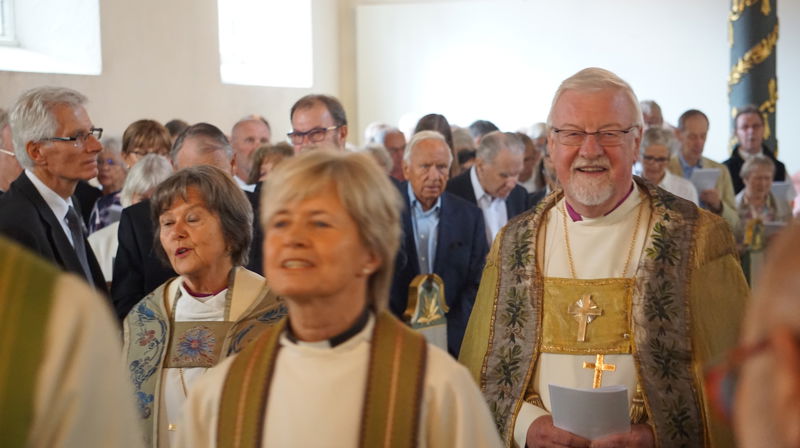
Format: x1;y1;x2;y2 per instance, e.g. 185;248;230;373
460;68;748;447
230;115;271;191
446;131;529;245
0;87;106;291
390;130;487;357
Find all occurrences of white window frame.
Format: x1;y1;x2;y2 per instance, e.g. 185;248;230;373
0;0;18;46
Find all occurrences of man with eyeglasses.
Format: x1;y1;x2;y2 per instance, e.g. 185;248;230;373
0;107;23;195
288;94;348;152
460;68;748;447
0;87;107;292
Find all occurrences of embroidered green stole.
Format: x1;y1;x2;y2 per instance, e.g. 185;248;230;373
0;238;59;446
217;310;428;448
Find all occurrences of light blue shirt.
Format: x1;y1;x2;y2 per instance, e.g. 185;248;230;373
678;152;702;180
407;183;441;274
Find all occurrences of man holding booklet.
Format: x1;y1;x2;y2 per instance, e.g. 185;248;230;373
460;68;749;447
668;109;739;231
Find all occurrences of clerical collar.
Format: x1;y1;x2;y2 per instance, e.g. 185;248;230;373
285;306;371;348
565;182;635;222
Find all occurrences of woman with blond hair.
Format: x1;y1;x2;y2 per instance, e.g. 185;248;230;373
177;151;501;447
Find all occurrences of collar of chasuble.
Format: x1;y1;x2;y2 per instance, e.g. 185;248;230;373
122;268;287;446
479;177;707;447
216;310;427;448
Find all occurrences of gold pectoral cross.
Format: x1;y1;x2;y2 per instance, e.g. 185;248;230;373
568;294;602;342
582;354;616;388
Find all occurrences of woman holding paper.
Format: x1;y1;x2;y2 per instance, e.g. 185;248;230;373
734;155;793;284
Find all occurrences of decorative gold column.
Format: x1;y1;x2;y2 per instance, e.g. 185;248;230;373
728;0;779;154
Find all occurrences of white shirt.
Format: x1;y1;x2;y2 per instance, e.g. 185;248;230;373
162;282;228;446
470;166;508;245
234;175;256;192
25;169;78;247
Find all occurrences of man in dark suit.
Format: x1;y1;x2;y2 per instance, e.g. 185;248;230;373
446;130;529;246
723;105;787;193
112;123;263;319
0;87;106;291
390;130;488;357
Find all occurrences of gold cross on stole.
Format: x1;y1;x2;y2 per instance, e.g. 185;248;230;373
582;354;616;388
568;294;602;342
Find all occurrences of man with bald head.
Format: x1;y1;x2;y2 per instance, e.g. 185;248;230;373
375;126;407;181
447;130;529;245
288;94;348;152
389;130;487;357
230;115;270;191
460;68;748;447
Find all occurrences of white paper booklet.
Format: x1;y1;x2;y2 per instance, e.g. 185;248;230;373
549;384;630;440
771;181;797;202
689;168;720;192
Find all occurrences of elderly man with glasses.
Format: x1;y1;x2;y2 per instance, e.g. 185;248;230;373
287;94;348;152
0;87;107;292
459;68;748;447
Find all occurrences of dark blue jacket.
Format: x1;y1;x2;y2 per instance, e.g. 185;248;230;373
390;183;488;357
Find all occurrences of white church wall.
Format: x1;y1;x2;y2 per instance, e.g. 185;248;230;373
0;0;340;144
355;0;799;174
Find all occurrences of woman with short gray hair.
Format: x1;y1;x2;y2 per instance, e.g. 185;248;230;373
734;155;793;285
639;127;698;204
122;165;285;447
89;154;173;283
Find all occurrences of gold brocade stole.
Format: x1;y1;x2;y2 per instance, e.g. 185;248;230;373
0;239;59;447
217;311;428;448
540;277;633;354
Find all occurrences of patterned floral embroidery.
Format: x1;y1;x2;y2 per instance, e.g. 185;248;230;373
172;326;217;364
138;329;155;346
135;391;154;419
127;300;167;423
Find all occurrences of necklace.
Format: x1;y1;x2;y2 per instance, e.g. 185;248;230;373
561;198;644;279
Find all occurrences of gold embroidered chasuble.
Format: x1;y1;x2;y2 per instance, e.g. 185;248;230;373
459;178;749;447
122;267;286;447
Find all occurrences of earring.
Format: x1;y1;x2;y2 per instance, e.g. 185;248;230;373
362;267;371;275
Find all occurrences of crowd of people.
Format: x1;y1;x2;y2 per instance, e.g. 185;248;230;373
0;67;798;448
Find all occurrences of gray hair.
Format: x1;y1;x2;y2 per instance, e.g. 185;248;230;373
102;137;122;156
120;154;173;207
476;131;524;163
364;122;391;144
546;67;643;129
403;130;453;167
170;122;233;163
640;127;675;155
373;126;402;146
151;165;253;267
740;154;775;180
362;143;393;174
451;126;475;152
9;87;88;169
527;122;547;140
